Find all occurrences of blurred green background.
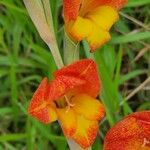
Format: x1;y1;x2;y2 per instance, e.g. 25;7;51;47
0;0;150;149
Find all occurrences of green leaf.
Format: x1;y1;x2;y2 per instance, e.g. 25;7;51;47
0;134;27;142
110;32;150;44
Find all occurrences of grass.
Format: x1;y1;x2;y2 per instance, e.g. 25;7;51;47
0;0;150;149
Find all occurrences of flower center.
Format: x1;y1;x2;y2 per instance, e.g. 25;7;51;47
55;93;75;110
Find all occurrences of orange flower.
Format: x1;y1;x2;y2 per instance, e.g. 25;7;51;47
28;59;105;148
104;111;150;150
63;0;127;52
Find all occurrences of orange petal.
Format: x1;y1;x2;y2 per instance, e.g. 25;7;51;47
85;6;118;51
80;0;127;15
54;59;100;98
129;111;150;141
104;111;150;150
87;6;119;31
72;94;105;120
48;106;58;122
57;108;77;137
67;6;117;51
67;16;93;41
86;23;111;52
106;0;128;10
72;115;99;148
28;78;57;124
79;0;110;15
47;75;84;101
63;0;81;22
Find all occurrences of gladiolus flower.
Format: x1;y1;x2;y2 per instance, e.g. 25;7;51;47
104;111;150;150
28;59;105;148
63;0;127;52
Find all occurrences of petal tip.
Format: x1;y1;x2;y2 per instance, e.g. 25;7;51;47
73;116;99;148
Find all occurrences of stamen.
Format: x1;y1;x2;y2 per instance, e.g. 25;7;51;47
64;95;75;112
64;95;74;107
